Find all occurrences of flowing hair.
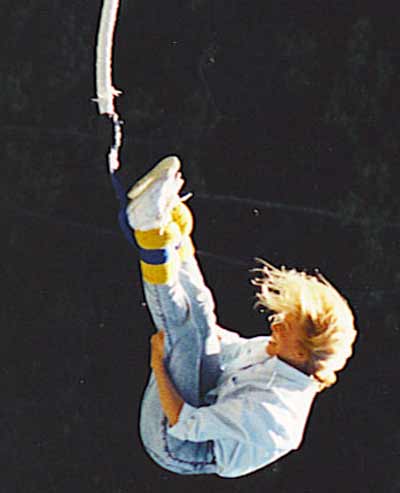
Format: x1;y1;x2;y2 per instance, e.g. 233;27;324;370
252;259;357;391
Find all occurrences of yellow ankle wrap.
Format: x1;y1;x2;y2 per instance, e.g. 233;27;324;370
171;202;193;237
134;222;181;249
171;202;195;261
140;257;179;285
134;205;195;284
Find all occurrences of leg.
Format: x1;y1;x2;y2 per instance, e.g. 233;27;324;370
127;157;221;406
142;268;220;406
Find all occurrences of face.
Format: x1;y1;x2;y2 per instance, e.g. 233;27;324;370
266;316;309;372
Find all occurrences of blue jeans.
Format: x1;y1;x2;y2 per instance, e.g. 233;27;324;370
139;254;221;475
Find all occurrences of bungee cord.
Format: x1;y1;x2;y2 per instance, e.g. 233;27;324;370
94;0;123;174
91;2;400;233
88;2;398;306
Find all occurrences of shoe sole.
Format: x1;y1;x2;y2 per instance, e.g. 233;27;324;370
127;156;181;200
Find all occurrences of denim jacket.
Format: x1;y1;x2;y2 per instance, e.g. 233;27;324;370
141;331;319;477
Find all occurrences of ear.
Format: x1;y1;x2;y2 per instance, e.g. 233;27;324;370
270;320;288;335
270;321;283;333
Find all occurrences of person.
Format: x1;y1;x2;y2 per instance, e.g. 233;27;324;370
116;155;357;478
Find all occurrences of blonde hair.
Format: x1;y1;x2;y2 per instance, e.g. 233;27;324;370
252;259;357;391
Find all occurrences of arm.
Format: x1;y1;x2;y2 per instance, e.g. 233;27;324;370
166;386;303;478
150;331;184;426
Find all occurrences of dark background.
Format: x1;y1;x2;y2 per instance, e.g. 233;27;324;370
2;1;400;492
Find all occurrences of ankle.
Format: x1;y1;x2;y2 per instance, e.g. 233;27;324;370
134;222;181;249
171;202;193;237
134;222;182;285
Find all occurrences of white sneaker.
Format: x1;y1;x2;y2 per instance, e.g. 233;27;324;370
126;156;185;231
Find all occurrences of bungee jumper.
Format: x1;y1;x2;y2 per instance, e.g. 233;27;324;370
93;0;357;477
113;155;357;477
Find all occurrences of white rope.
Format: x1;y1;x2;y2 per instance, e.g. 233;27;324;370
95;0;121;116
94;0;123;173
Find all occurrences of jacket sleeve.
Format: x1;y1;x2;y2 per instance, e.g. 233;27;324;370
168;393;300;478
168;392;297;449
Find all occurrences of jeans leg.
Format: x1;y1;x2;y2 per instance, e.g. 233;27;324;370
142;254;221;406
177;256;222;396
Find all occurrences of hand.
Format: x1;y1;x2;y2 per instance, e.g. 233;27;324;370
150;331;166;369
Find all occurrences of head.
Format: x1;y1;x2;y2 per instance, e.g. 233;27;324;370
253;259;357;391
